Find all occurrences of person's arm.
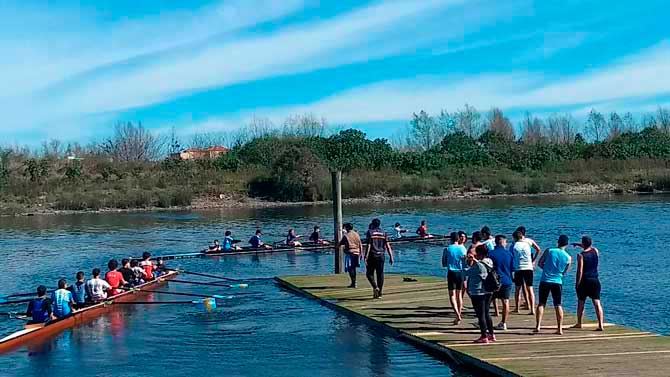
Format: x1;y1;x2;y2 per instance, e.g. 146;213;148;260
68;292;76;312
26;300;33;317
575;253;584;289
45;299;54;320
537;249;548;269
103;280;112;290
386;238;394;265
442;249;448;268
563;256;572;275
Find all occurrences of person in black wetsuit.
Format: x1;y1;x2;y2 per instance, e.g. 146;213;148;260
363;218;394;299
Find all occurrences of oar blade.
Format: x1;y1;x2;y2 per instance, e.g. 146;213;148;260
192;298;217;313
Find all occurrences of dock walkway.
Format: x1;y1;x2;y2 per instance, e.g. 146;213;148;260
276;274;670;376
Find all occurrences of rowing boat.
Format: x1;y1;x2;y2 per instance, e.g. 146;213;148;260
155;234;450;260
0;270;179;354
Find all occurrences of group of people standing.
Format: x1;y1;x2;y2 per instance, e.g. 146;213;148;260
443;226;605;343
24;253;165;324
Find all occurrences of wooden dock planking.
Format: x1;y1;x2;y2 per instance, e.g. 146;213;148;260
276;274;670;377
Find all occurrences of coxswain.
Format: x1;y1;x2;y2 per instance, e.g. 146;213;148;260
208;240;221;252
51;279;75;319
309;226;329;245
25;285;53;324
85;268;111;303
105;259;127;297
286;229;302;246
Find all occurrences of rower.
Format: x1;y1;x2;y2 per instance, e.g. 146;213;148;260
416;220;433;238
105;259;128;297
309;226;329;245
140;252;156;279
130;259;146;284
249;229;271;249
286;229;302;246
118;259;135;287
154;257;166;277
222;231;241;251
85;268;111;303
25;285;53;324
393;223;407;239
209;240;221;252
68;271;87;309
51;279;75;319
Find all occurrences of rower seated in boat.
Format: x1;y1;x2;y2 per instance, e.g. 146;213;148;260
85;268;111;304
154;257;166;277
140;252;156;279
208;240;221;252
249;229;272;249
105;259;128;297
68;271;87;309
25;285;53;324
286;229;302;246
393;223;407;239
118;259;135;287
51;279;75;319
130;259;147;284
416;220;433;238
309;226;330;245
222;231;242;251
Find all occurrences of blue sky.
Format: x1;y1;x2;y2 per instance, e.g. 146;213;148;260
1;0;669;144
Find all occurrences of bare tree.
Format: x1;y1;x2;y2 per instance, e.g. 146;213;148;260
486;107;515;140
657;106;670;133
407;111;444;151
455;104;484;138
283;113;328;137
521;112;545;144
585;109;607;142
546;113;578;144
102;122;164;161
436;110;457;135
641;112;657;129
622;112;637;133
41;139;65;159
606;112;624;140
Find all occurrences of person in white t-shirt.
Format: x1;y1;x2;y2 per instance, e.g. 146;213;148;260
511;230;536;314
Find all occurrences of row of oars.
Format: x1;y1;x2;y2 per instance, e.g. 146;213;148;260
1;269;259;315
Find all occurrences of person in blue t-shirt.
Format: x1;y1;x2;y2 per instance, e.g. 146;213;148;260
249;229;271;249
534;235;572;335
51;279;75;319
442;232;467;324
488;235;514;331
26;285;53;324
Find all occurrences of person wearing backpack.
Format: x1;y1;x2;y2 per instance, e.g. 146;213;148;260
464;244;496;343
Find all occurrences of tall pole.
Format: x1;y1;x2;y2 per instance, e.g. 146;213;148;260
332;171;343;274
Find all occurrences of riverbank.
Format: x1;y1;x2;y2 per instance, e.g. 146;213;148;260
3;182;667;217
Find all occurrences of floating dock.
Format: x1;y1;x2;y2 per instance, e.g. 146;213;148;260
276;274;670;376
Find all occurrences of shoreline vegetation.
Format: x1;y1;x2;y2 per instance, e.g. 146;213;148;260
2;107;670;216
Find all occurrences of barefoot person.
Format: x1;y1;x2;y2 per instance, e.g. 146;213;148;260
364;218;394;299
511;230;536;314
489;235;514;330
514;226;542;310
442;232;467;324
535;235;572;335
465;245;495;343
340;223;363;288
572;236;605;331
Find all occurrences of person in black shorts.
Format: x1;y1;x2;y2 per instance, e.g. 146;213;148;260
534;235;572;335
442;232;467;323
571;236;605;331
364;218;394;299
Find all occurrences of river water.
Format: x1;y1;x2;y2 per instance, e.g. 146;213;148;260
0;195;668;377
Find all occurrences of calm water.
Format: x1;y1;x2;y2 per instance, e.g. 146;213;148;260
1;195;669;377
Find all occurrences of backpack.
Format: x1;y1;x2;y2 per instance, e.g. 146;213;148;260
482;262;501;293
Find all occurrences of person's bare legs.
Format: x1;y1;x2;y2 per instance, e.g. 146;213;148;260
525;285;536;315
571;299;586;328
534;304;544;332
502;299;510;325
521;282;529;309
514;285;522;313
449;290;462;324
554;305;564;335
459;287;466;314
493;298;500;317
593;299;605;331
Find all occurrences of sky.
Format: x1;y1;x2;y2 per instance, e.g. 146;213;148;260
2;0;669;145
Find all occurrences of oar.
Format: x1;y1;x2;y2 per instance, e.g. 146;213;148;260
108;298;218;312
120;288;234;300
0;298;34;306
167;269;256;283
0;290;53;300
168;279;248;288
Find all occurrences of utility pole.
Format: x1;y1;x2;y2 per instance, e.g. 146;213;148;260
331;171;343;273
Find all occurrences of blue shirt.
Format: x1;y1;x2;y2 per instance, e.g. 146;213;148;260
442;244;467;272
51;289;73;318
541;247;572;284
68;281;86;304
249;235;262;248
483;238;496;251
222;236;234;251
488;245;514;286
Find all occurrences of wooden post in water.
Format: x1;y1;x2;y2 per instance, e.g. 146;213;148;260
331;171;343;274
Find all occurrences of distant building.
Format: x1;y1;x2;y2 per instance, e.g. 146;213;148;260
176;146;229;160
